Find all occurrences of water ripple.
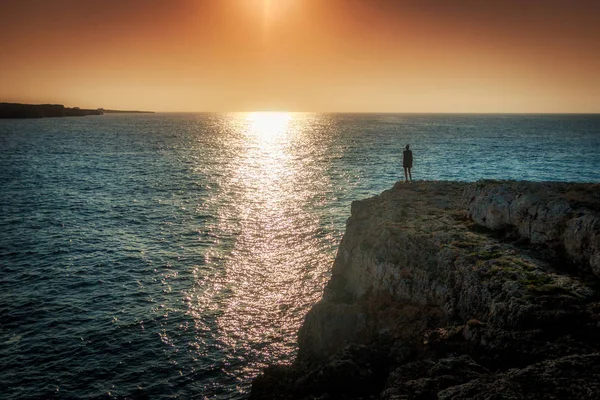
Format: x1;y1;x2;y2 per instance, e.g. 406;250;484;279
0;113;599;398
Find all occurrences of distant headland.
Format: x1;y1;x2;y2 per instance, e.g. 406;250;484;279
0;103;154;119
98;108;155;114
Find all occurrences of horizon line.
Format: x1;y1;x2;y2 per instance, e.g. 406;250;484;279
3;102;599;115
147;110;600;115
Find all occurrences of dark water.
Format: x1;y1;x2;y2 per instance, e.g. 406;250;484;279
1;113;599;399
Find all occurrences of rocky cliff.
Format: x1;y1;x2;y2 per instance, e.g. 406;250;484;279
251;181;600;399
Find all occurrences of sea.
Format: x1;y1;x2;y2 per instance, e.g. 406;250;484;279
1;113;599;399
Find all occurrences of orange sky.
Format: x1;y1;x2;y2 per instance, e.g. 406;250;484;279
1;0;599;112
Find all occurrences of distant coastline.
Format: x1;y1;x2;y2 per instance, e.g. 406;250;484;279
99;108;154;114
0;102;154;119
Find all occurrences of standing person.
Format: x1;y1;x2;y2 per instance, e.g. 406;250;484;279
403;144;413;182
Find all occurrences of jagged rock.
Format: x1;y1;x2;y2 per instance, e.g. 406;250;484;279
251;181;600;399
382;355;489;400
438;353;600;399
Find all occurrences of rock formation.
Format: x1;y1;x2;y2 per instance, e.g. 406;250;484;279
251;181;600;399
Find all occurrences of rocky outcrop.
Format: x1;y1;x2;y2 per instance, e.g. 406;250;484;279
0;103;103;118
251;181;600;399
466;181;600;276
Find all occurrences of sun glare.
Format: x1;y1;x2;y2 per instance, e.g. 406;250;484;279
259;0;294;20
239;0;296;38
246;112;292;141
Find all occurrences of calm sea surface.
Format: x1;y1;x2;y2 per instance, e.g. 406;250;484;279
1;113;599;399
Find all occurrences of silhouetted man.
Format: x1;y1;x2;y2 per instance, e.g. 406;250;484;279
403;144;413;182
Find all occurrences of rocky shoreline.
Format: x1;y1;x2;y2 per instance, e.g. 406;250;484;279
251;180;600;399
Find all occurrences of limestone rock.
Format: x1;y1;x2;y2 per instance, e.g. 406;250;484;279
251;181;600;399
465;181;600;276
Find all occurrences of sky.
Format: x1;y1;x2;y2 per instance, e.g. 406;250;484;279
1;0;599;113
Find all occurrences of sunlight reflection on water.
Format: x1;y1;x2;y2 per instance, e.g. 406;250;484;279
185;113;338;385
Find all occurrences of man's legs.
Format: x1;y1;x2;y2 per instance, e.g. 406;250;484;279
408;167;412;182
404;167;409;182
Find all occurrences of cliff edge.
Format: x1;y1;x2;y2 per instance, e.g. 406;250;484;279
251;181;600;399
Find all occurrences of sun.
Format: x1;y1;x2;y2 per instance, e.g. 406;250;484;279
239;0;296;38
259;0;294;22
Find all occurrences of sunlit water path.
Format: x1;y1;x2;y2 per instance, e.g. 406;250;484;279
1;113;599;398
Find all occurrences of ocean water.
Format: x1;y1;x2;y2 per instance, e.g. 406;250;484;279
1;113;599;399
